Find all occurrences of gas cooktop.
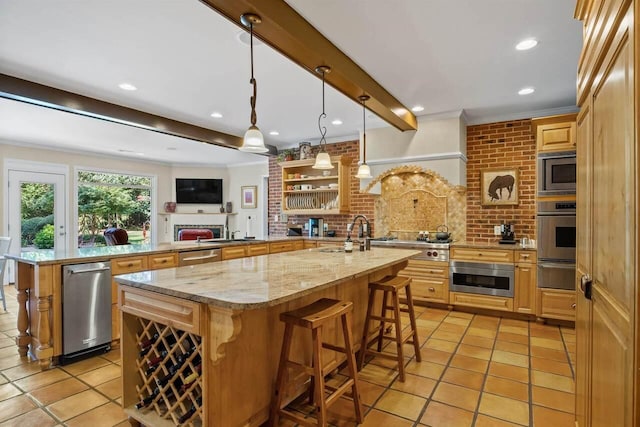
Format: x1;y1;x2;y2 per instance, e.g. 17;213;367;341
369;237;451;250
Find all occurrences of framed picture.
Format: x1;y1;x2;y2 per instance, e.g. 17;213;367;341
481;168;519;206
241;185;257;209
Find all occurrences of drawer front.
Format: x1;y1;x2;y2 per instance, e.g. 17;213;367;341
293;240;304;251
449;292;514;312
119;286;201;335
148;253;178;270
303;241;318;249
112;256;148;275
451;247;514;263
538;289;576;321
269;242;295;253
247;244;269;256
515;250;536;264
222;246;247;260
411;278;449;303
402;259;449;279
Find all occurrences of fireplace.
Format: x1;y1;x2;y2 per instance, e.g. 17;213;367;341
173;224;224;241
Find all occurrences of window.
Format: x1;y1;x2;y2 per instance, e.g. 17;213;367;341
77;171;152;247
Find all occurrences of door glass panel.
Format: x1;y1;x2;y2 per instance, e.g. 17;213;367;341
20;182;55;250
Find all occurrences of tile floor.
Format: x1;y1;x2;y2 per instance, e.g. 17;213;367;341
0;285;576;426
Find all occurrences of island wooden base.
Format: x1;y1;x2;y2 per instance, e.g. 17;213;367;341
119;264;403;427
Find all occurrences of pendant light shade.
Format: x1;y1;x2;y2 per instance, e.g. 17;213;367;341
312;66;335;170
355;94;372;179
239;13;268;153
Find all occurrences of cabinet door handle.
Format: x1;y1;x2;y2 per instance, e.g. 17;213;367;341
571;303;576;309
428;287;435;292
580;274;592;300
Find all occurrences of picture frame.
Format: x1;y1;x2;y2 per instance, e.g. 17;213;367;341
241;185;258;209
481;168;519;206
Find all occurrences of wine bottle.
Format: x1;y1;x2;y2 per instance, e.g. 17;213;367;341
178;396;203;423
135;378;183;410
139;333;160;351
140;334;178;357
179;364;202;392
145;350;170;375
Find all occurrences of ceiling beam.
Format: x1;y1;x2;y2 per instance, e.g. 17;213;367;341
0;73;278;155
199;0;418;132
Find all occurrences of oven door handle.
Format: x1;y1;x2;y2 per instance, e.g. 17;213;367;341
538;262;576;269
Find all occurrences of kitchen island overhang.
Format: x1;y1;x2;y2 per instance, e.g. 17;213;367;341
115;247;420;426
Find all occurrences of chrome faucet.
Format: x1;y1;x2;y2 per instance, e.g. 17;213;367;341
348;214;371;250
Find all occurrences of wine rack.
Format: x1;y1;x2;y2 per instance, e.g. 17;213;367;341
134;318;203;426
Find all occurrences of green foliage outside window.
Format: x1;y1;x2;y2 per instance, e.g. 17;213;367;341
34;224;55;249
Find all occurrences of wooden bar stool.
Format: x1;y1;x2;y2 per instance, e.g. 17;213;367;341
358;275;421;382
271;298;364;427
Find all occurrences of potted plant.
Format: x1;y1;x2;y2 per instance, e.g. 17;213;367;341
277;149;294;162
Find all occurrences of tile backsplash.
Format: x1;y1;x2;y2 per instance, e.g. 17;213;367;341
368;165;467;241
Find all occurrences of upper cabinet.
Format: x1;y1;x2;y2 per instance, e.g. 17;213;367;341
280;155;351;215
532;113;577;153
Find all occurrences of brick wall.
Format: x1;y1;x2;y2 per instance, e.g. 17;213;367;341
466;119;536;244
268;140;376;237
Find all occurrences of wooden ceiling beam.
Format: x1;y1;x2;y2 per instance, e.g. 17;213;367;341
199;0;418;132
0;73;277;155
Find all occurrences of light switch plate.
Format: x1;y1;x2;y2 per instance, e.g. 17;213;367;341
494;226;501;235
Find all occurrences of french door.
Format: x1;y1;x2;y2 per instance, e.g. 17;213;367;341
6;167;67;282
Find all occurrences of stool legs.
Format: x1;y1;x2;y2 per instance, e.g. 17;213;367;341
341;311;364;423
271;323;294;427
391;289;406;381
376;290;390;352
405;284;421;363
311;327;327;425
358;287;376;370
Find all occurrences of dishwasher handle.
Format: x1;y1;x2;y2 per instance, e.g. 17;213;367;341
65;264;111;275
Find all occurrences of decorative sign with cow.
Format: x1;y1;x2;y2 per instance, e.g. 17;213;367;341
481;168;519;206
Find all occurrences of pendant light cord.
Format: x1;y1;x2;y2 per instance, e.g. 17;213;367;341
362;96;367;162
318;70;327;150
249;22;257;126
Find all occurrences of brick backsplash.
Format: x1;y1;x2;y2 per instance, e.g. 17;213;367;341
268;141;375;237
268;119;537;242
466;119;536;244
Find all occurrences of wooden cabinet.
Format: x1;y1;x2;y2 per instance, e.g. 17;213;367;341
514;256;536;314
317;241;341;248
450;247;513;264
280;155;351;214
400;259;449;304
110;255;149;341
449;292;513;312
269;241;297;254
532;113;577;153
247;243;269;256
221;246;248;261
537;289;575;321
148;253;177;270
574;2;636;426
303;240;318;249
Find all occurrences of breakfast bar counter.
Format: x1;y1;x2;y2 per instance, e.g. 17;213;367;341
115;247;419;426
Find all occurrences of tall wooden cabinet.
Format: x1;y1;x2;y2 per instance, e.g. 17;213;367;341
574;2;637;427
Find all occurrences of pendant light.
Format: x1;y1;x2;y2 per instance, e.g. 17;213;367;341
355;94;373;179
312;65;334;169
239;13;268;153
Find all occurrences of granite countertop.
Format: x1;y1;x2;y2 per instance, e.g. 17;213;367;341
115;247;420;310
5;236;306;265
451;241;537;251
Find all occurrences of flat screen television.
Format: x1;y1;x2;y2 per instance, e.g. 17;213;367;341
175;178;223;204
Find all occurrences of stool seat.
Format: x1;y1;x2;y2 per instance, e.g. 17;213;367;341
280;298;352;329
359;275;421;382
271;298;363;426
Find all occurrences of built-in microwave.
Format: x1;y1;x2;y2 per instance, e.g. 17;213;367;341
538;151;576;196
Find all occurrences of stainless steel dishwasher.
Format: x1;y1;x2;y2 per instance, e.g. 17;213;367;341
61;262;112;363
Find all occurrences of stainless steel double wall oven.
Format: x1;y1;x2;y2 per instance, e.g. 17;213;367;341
537;200;576;290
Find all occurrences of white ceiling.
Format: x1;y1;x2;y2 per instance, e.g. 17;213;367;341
0;0;582;166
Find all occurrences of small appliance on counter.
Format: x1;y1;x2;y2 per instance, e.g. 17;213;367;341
308;218;324;237
499;223;516;244
287;224;303;236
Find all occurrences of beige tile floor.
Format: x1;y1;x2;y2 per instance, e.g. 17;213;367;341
0;285;575;426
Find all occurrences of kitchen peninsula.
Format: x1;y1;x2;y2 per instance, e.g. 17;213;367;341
115;247;418;426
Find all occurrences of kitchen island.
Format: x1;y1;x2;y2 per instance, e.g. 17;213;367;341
115;246;419;426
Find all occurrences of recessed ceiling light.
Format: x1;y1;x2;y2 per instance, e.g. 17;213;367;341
210;112;223;118
167;147;177;151
331;119;343;125
516;38;538;50
411;105;425;112
269;131;279;136
518;87;535;95
118;83;137;91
